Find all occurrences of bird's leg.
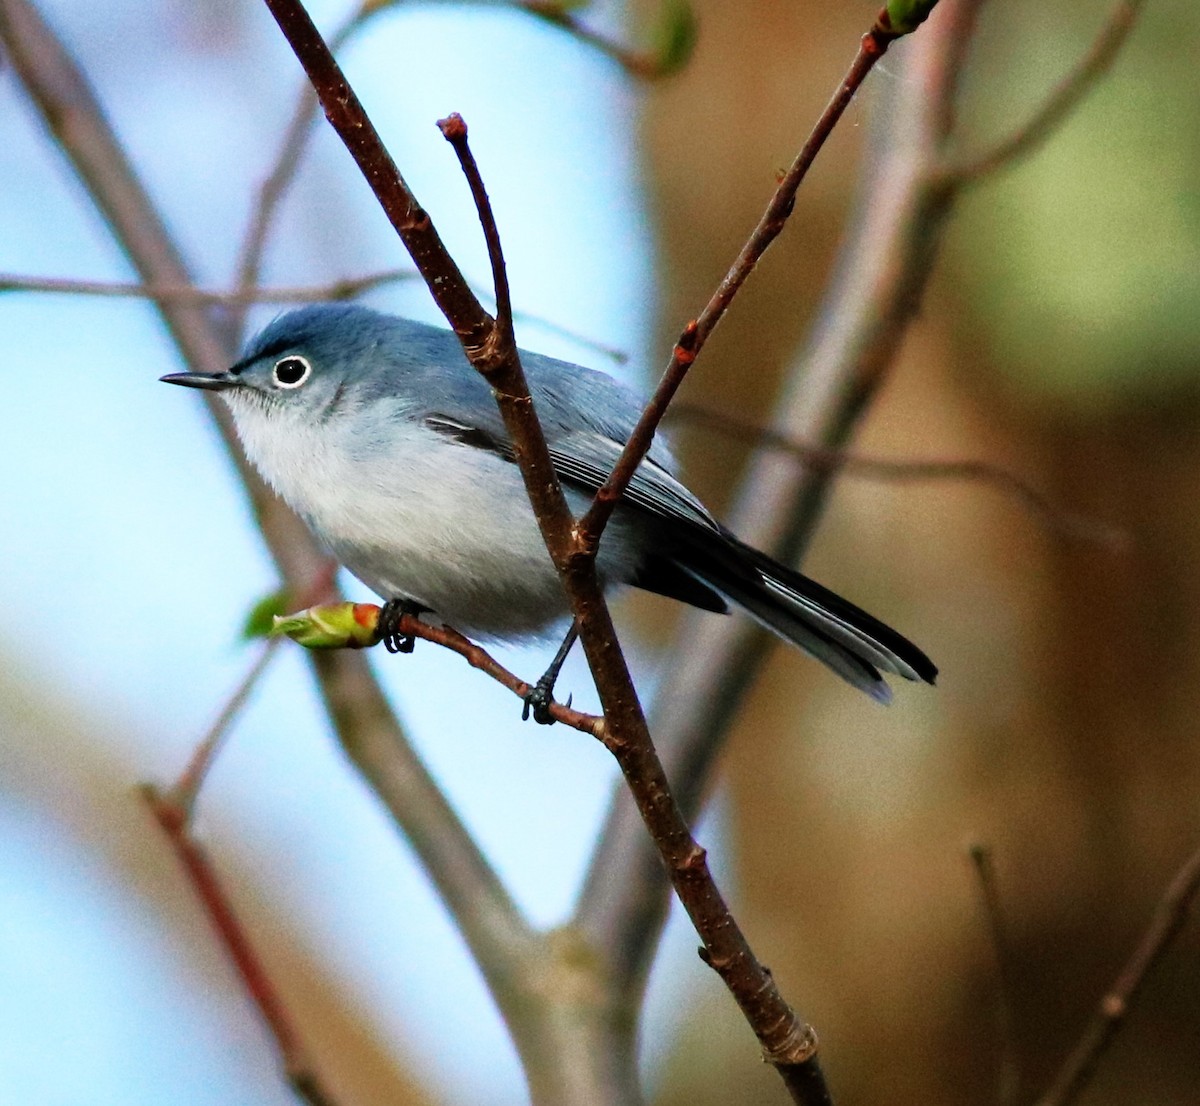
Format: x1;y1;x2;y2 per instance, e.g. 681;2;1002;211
522;620;580;725
377;597;426;654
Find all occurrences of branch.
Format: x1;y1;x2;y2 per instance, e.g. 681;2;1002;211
938;0;1145;187
667;403;1129;549
576;5;918;551
165;638;283;821
0;0;535;1062
1034;841;1200;1106
141;786;340;1106
0;269;629;362
577;0;971;1008
272;601;606;737
518;0;695;79
0;269;418;305
260;2;856;1098
968;844;1021;1106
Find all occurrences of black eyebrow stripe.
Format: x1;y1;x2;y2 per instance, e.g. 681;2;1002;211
230;334;296;374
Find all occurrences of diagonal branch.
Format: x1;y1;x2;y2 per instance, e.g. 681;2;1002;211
576;0;975;1008
938;0;1146;187
259;2;858;1099
0;0;535;1050
1034;840;1200;1106
575;6;915;552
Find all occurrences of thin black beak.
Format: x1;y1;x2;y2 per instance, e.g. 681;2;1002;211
159;370;239;392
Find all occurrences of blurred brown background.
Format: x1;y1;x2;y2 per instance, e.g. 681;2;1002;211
641;1;1200;1103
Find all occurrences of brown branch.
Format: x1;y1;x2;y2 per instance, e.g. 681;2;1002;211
1035;841;1200;1106
576;7;909;552
0;269;418;305
577;0;973;1010
438;113;515;338
141;785;339;1106
230;4;379;337
276;600;606;737
0;269;629;362
667;403;1129;550
0;0;537;1074
938;0;1145;187
968;844;1021;1106
262;3;842;1099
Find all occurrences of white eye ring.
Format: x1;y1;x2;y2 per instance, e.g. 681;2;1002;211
273;355;311;389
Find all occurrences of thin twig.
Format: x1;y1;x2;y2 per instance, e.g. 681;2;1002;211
668;403;1129;549
141;785;340;1106
230;4;376;337
165;638;283;823
279;601;606;736
938;0;1146;187
1034;841;1200;1106
0;269;417;305
968;844;1021;1106
0;269;629;362
576;7;911;551
438;113;515;339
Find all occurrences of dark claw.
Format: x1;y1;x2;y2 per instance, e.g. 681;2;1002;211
378;597;423;654
522;679;558;726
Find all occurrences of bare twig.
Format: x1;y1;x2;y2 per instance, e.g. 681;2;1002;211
0;269;628;362
668;403;1129;549
438;113;515;338
141;785;340;1106
165;639;283;823
577;7;914;552
231;3;379;337
968;844;1021;1106
939;0;1146;187
0;269;418;305
276;600;606;736
1035;841;1200;1106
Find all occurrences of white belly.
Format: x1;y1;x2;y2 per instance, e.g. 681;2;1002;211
231;401;638;640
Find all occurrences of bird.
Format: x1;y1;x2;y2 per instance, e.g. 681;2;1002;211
162;303;936;714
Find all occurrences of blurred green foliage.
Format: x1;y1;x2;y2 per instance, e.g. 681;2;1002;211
950;1;1200;406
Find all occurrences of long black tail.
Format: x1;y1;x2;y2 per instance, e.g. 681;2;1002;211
677;531;937;704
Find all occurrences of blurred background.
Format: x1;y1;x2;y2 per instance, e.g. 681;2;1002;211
2;1;1198;1104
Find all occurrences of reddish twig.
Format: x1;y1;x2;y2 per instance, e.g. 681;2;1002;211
576;0;967;1009
576;7;912;552
165;639;283;823
438;113;515;339
668;403;1129;549
1034;841;1200;1106
938;0;1145;187
968;844;1021;1106
141;785;339;1106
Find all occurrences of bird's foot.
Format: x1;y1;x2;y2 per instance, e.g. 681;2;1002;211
377;598;424;654
522;678;572;726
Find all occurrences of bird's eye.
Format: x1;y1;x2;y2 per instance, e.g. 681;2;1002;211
273;355;311;389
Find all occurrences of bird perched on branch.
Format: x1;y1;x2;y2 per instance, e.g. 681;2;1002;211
163;304;935;715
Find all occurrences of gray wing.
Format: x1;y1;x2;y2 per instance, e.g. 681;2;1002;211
395;327;720;534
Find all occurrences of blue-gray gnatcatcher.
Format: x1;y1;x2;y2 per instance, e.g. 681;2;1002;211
162;304;936;709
